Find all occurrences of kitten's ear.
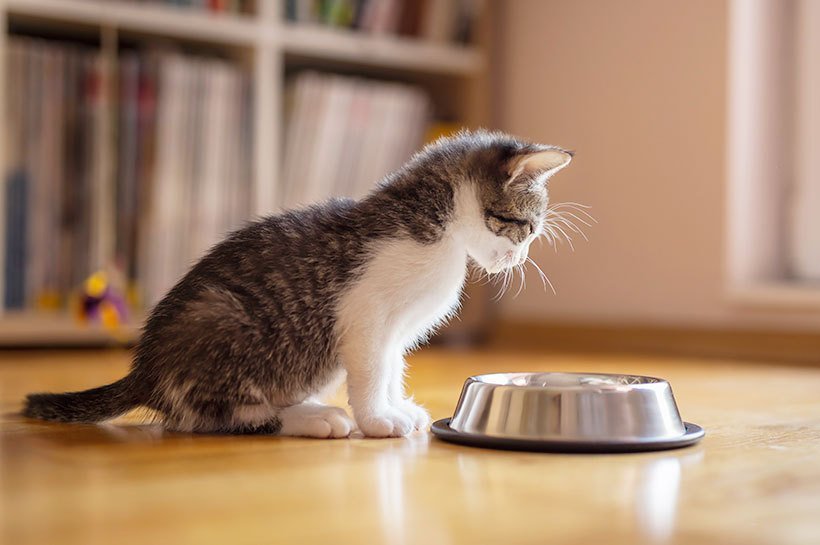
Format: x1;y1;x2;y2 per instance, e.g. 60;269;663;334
506;149;573;189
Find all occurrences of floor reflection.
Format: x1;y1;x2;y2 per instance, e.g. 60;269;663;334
633;449;703;542
452;444;705;542
372;433;443;545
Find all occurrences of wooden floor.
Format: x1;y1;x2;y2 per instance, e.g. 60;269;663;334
1;348;819;545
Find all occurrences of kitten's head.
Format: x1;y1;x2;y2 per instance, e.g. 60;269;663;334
445;132;573;274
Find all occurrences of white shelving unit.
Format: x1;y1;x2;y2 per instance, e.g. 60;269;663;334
0;0;488;345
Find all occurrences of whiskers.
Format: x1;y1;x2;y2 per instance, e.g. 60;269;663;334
476;202;596;301
542;202;596;251
469;263;516;302
479;260;538;302
526;256;555;295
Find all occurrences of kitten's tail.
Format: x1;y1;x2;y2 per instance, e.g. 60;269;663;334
23;375;143;423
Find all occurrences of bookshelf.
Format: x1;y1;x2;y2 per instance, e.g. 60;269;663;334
0;0;490;346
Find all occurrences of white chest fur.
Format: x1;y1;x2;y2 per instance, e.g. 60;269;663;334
335;183;490;355
336;232;468;352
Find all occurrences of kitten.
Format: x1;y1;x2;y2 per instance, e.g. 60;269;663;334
23;130;573;438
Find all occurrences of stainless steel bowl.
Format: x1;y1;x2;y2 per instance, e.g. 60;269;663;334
432;372;704;453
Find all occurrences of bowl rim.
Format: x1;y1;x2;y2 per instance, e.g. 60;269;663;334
465;371;671;391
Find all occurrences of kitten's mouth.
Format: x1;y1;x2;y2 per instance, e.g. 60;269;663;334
486;251;517;274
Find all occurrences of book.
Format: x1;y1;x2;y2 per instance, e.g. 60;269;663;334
285;0;482;45
140;54;252;306
3;172;27;309
281;72;431;207
134;0;250;13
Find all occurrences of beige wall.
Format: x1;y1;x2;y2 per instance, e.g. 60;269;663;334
496;0;820;331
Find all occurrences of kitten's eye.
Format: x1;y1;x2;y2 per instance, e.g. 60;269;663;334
486;211;529;227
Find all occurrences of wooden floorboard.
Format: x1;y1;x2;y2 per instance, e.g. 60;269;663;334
1;347;819;545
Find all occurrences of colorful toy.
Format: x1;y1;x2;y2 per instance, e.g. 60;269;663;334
75;271;129;332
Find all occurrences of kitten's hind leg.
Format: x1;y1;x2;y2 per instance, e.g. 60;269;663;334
230;403;282;435
212;402;354;437
278;402;354;438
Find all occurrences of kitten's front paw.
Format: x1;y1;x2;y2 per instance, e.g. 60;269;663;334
393;399;431;431
356;408;413;438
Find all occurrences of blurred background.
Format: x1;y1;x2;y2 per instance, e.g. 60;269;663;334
1;0;818;362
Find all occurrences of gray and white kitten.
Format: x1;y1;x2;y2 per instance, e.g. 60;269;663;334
24;131;573;438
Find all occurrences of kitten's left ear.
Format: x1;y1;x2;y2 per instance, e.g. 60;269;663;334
507;149;573;189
